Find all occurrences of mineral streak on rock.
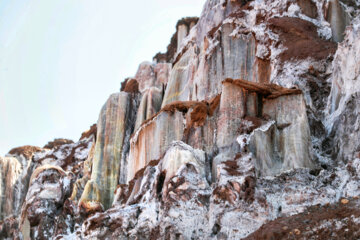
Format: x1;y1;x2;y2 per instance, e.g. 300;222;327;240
127;110;184;182
253;94;314;176
1;146;42;222
134;86;163;131
80;92;139;210
325;0;351;43
326;16;360;162
0;157;22;221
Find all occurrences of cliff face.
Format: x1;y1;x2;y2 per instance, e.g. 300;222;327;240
2;0;360;239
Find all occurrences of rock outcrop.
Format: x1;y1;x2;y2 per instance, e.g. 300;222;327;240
2;0;360;239
79;92;139;211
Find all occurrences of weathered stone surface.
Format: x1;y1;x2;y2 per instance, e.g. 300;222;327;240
0;157;22;221
253;94;314;176
154;17;198;63
159;141;206;194
161;45;199;106
325;0;352;42
134;87;163;131
0;146;42;222
19;165;73;240
128;110;184;182
217;81;247;148
326;17;360;162
80;92;139;210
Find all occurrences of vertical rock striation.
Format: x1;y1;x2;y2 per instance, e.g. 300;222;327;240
79;92;139;211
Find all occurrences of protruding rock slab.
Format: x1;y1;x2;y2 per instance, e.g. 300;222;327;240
134;87;163;131
128;110;184;182
80;92;138;210
217;81;246;148
161;45;199;106
250;94;314;176
160;141;206;194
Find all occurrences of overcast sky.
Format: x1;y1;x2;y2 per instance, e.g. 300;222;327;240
0;0;205;156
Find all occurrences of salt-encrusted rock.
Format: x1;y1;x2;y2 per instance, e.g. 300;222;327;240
128;110;184;182
0;146;42;221
327;16;360;163
19;165;74;239
80;92;139;211
253;94;314;176
325;0;352;42
159;141;206;195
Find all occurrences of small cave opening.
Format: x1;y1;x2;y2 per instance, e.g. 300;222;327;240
156;171;166;198
212;223;221;236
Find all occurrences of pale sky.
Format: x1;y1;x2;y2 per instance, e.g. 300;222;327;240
0;0;205;156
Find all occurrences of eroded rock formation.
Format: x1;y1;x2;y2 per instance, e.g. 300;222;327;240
2;0;360;239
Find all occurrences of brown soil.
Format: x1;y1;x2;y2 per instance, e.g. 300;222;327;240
78;200;104;217
223;78;302;99
208;94;221;116
296;0;318;19
8;145;43;159
43;139;74;149
238;116;264;134
0;216;19;239
245;198;360;240
268;17;337;62
80;124;97;141
121;78;139;94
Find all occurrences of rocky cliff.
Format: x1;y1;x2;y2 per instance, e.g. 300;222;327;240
2;0;360;239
